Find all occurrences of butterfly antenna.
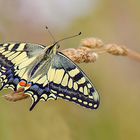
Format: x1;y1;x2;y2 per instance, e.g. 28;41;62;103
54;32;82;47
45;26;56;43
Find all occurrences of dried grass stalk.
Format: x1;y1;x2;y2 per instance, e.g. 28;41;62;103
62;37;140;62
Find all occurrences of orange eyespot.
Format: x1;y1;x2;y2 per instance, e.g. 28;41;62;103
19;81;31;89
18;81;31;90
19;81;26;87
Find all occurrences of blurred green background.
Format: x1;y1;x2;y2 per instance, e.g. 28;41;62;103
0;0;140;140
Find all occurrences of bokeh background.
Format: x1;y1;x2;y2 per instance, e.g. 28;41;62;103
0;0;140;140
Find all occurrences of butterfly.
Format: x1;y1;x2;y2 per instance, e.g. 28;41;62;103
0;33;100;111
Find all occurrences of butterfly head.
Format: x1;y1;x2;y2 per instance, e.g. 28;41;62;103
44;44;58;56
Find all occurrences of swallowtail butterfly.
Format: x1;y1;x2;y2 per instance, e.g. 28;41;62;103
0;32;100;111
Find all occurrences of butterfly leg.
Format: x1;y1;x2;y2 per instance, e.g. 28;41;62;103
4;88;30;102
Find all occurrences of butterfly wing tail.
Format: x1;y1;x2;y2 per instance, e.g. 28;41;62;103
29;97;40;111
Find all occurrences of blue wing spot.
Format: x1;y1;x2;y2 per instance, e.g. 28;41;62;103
7;74;13;78
13;78;19;85
30;85;39;91
38;88;44;95
6;69;12;74
8;77;14;83
44;87;50;92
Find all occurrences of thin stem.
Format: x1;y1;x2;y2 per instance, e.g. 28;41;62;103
126;49;140;62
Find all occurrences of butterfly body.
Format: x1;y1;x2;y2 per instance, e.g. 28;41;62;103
0;42;100;111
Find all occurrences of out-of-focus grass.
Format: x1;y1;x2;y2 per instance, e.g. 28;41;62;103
0;90;119;140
